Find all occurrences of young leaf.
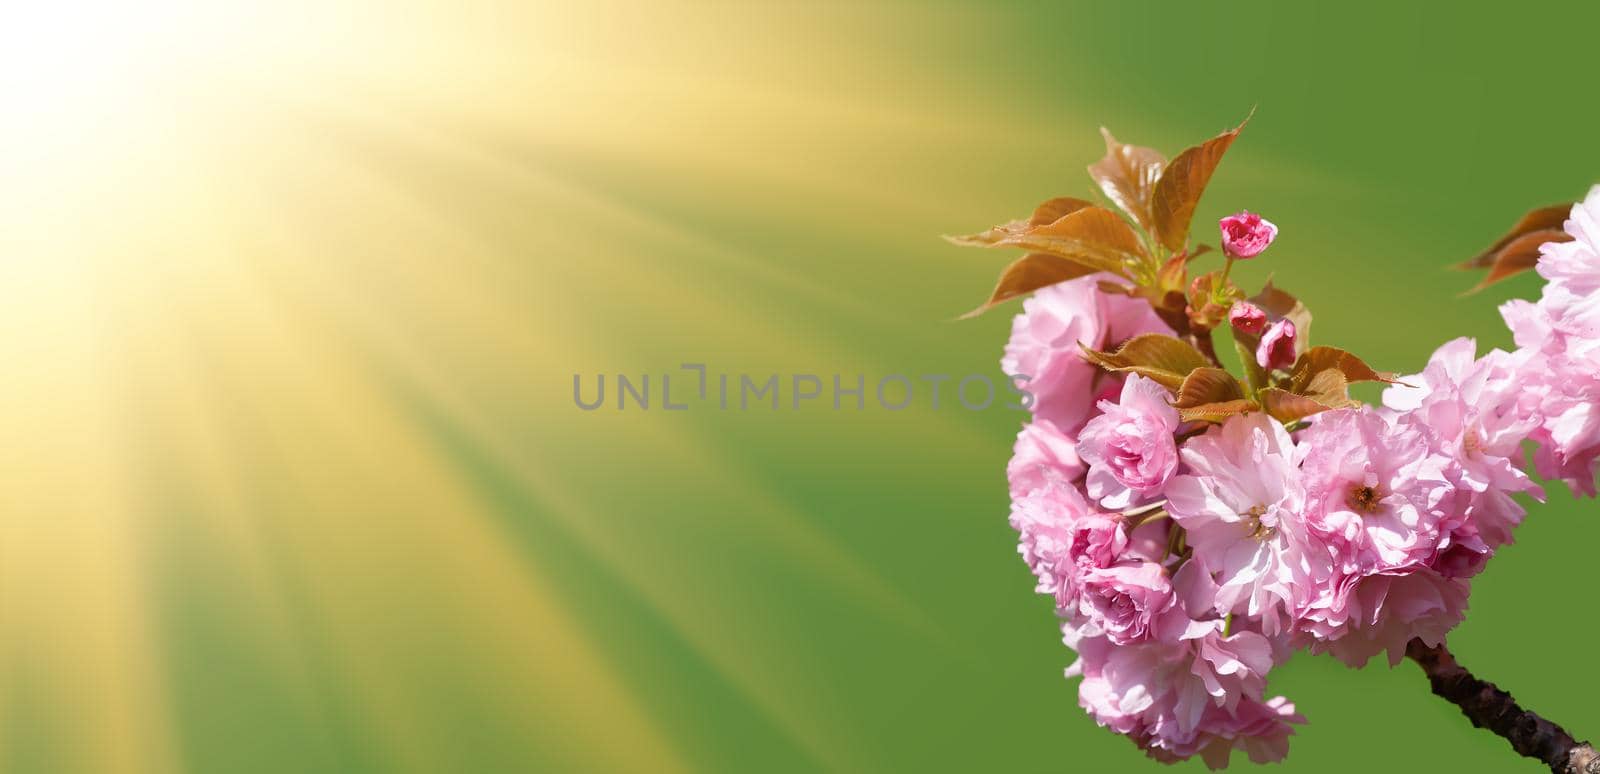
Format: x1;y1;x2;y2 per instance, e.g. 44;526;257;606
1457;203;1574;270
1150;117;1248;252
945;205;1144;278
1259;388;1348;423
960;253;1100;318
1186;271;1238;331
1157;253;1189;293
1082;334;1211;390
1179;399;1259;424
992;206;1147;278
1465;228;1573;292
1175;367;1247;408
1087;128;1166;232
943;219;1031;247
1288;347;1398;391
1029;197;1096;227
1299;368;1356;407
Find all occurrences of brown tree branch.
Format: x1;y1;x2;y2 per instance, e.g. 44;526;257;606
1407;638;1599;773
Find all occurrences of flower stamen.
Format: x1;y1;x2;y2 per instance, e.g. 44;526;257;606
1241;504;1276;540
1346;484;1383;514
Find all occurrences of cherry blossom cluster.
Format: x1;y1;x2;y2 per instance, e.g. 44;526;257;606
1000;187;1600;768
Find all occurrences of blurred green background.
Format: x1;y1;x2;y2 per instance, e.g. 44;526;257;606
2;1;1598;771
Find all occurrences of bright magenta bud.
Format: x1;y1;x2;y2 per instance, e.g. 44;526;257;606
1219;211;1279;258
1256;319;1297;370
1229;301;1268;335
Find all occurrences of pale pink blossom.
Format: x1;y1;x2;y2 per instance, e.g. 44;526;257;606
1288;405;1478;664
1003;274;1173;432
1176;696;1305;770
1297;407;1456;572
1164;413;1309;634
1068;622;1297;768
1530;388;1600;497
1511;315;1600;496
1256;319;1297;370
1496;187;1600;496
1007;418;1083;500
1078;374;1182;509
1432;521;1492;579
1382;338;1543;546
1075;562;1184;645
1533;184;1600;300
1296;569;1468;667
1219;211;1279;259
1228;301;1267;335
1064;513;1134;578
1009;483;1127;606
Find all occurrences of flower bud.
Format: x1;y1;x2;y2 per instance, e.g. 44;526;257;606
1219;211;1279;259
1256;319;1297;370
1229;301;1267;335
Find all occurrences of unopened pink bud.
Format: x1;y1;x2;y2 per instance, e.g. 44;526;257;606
1257;319;1297;370
1219;211;1279;259
1229;301;1267;335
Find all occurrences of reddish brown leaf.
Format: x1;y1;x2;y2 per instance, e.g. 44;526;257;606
1300;368;1356;407
1260;388;1345;423
1178;399;1259;424
1467;229;1574;292
994;206;1146;277
940;217;1030;247
1150;117;1248;252
1087;128;1166;231
960;253;1100;318
1157;253;1188;293
1289;347;1398;391
944;197;1100;247
1029;197;1096;227
1457;204;1573;270
1082;334;1210;390
944;219;1031;247
1175;367;1246;408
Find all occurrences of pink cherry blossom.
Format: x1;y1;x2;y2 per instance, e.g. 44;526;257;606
1381;338;1543;546
1009;482;1127;607
1297;568;1468;667
1075;561;1184;644
1178;696;1305;769
1007;417;1083;500
1003;274;1173;432
1533;184;1600;299
1068;623;1297;768
1432;521;1492;579
1219;211;1279;259
1078;374;1182;509
1506;325;1600;496
1287;406;1480;664
1297;407;1456;572
1164;413;1309;634
1495;187;1600;496
1255;319;1297;370
1228;301;1267;335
